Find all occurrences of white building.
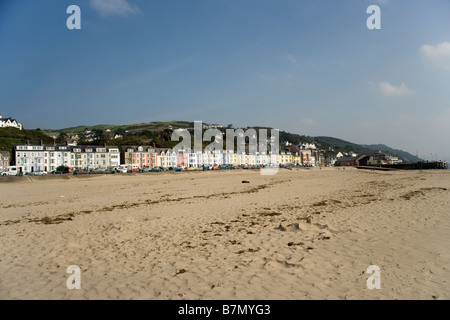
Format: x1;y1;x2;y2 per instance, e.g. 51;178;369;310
298;143;317;150
14;144;120;173
0;114;23;130
14;144;66;172
0;151;10;171
70;146;120;170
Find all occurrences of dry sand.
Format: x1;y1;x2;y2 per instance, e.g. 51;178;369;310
0;167;449;300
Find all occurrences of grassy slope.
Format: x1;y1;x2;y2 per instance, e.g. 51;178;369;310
0;127;54;158
315;136;421;162
44;121;194;136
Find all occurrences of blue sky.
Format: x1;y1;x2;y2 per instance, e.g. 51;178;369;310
1;0;449;161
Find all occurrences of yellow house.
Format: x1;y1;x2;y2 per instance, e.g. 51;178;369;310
292;153;301;165
278;152;293;165
230;153;238;166
124;148;136;166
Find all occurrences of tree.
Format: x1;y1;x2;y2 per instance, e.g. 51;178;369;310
115;128;126;136
92;129;104;140
56;132;69;144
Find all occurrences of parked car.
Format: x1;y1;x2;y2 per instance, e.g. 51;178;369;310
149;167;162;172
115;165;128;173
174;167;182;172
51;170;63;174
31;171;48;176
2;166;21;176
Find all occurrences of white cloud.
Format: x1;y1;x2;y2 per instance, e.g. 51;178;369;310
287;54;301;69
419;41;450;71
379;82;414;96
90;0;140;17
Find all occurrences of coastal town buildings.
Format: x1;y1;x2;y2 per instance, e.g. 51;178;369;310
11;140;406;174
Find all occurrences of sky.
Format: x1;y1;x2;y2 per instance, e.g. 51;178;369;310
0;0;449;161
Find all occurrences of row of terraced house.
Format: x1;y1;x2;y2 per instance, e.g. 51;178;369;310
123;146;319;169
11;143;322;173
13;144;120;173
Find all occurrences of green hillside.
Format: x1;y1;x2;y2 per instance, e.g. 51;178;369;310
361;144;421;163
0;127;54;158
314;136;421;162
44;120;194;136
2;121;421;164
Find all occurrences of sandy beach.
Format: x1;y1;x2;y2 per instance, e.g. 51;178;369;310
0;167;449;300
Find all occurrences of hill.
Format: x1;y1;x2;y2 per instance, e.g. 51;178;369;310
314;136;421;162
361;144;421;163
44;121;194;136
0;121;419;164
0;127;54;157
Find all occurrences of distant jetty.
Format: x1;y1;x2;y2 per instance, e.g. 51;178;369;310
357;161;448;171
